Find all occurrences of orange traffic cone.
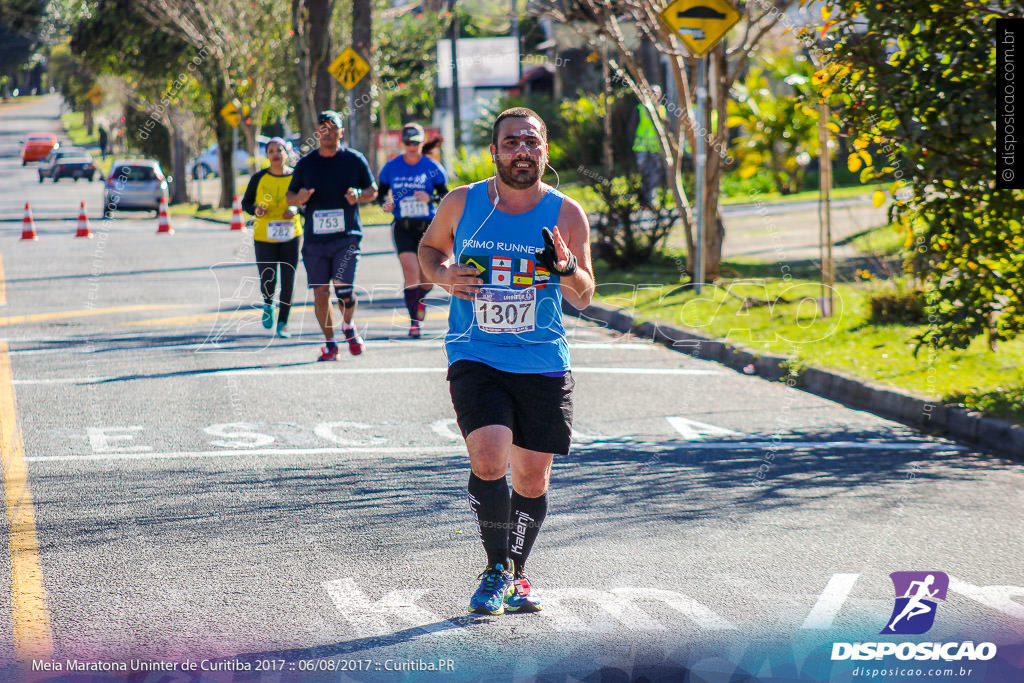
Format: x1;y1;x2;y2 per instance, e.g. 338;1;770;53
229;194;243;231
76;201;93;238
21;202;37;240
157;197;174;234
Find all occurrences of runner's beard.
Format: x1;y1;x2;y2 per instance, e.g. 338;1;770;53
496;156;541;189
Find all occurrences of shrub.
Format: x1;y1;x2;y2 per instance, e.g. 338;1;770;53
867;289;926;325
591;175;679;269
452;148;493;185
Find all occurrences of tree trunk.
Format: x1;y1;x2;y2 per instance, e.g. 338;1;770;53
170;119;189;204
84;99;94;136
211;76;235;208
309;0;335;114
292;0;317;140
701;42;729;282
351;0;373;164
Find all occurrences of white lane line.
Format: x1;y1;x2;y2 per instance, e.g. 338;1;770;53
574;367;723;375
666;416;743;440
24;440;963;463
25;445;467;463
2;340;657;355
658;440;964;452
12;366;724;385
800;573;860;629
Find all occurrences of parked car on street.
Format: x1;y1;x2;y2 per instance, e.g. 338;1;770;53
187;136;275;178
38;147;97;182
102;160;170;217
21;133;58;164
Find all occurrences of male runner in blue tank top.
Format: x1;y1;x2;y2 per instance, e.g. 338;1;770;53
419;107;594;615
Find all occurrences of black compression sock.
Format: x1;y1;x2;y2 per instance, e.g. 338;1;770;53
468;472;510;568
508;489;547;574
403;287;418;321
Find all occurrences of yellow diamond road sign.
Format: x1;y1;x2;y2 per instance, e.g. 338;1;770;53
328;48;371;89
220;102;241;127
87;86;103;104
660;0;741;57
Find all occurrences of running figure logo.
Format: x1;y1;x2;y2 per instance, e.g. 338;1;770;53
880;571;949;635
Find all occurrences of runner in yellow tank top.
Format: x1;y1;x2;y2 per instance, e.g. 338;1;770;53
241;138;303;338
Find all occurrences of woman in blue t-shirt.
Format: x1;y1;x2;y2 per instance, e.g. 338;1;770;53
378;123;449;337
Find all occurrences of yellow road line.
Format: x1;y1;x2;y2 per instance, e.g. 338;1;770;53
0;304;193;328
128;309;255;326
126;309;409;327
0;341;53;658
0;254;6;306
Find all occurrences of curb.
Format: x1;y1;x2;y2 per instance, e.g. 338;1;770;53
565;301;1023;459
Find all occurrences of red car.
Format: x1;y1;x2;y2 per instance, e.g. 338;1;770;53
21;133;58;165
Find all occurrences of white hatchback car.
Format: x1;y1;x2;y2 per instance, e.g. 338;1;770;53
103;160;170;217
188;136;274;178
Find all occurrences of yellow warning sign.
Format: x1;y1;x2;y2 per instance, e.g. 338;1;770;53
87;86;103;105
660;0;741;57
220;101;241;127
328;48;371;89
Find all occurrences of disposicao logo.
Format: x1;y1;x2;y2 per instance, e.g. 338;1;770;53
831;570;997;663
881;571;948;635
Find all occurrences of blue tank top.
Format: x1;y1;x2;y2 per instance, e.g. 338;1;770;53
446;180;569;374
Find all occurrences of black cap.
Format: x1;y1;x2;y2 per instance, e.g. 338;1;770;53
317;110;343;129
401;123;425;144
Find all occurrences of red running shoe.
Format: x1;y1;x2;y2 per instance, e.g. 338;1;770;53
317;344;339;361
343;326;364;355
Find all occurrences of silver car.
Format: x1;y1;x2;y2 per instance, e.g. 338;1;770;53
103;160;170;217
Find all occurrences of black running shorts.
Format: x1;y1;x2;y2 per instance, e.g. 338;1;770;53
392;218;430;254
301;234;361;289
447;359;574;455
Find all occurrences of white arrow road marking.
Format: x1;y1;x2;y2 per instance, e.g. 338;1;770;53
323;578;442;638
666;416;743;440
800;573;859;629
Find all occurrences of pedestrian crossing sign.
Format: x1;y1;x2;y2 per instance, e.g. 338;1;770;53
329;48;371;89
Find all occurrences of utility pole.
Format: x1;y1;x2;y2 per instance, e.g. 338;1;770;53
818;99;835;316
511;0;520;81
448;0;461;149
694;56;707;293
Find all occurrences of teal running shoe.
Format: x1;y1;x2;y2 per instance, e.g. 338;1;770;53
276;321;291;338
468;562;514;615
262;304;273;329
505;573;542;613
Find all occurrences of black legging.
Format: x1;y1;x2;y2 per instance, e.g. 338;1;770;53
254;237;300;324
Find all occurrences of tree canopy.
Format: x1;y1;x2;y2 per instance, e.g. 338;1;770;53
821;0;1024;351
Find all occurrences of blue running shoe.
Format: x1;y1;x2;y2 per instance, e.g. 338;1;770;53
468;563;514;615
262;304;274;329
505;573;542;613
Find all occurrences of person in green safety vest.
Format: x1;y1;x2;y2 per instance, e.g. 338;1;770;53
630;85;667;208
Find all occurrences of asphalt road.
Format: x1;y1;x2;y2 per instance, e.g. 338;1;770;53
1;96;1022;683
